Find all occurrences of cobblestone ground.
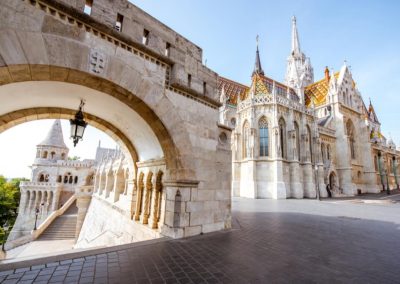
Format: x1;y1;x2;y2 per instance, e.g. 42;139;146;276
1;197;400;284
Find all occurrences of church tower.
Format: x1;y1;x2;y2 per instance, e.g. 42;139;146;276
285;16;314;100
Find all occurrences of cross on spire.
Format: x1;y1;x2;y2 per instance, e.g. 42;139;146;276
253;35;264;76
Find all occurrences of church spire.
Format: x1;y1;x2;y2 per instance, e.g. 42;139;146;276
291;16;301;55
253;35;264;76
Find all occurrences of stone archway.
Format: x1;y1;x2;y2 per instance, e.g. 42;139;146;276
1;0;232;246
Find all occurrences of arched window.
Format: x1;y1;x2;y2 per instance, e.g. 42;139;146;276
39;174;45;182
51;152;56;159
69;176;73;184
294;122;300;160
279;118;286;159
42;151;48;159
243;121;250;159
74;176;78;184
57;175;62;183
258;117;268;157
346;120;356;159
307;125;313;162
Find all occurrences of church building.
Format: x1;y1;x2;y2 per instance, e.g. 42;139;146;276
218;17;400;199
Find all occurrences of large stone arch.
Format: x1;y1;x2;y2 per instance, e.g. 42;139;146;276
0;70;186;179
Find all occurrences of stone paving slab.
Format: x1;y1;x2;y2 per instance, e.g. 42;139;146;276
1;198;400;283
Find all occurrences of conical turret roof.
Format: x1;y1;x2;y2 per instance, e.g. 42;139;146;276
38;119;68;148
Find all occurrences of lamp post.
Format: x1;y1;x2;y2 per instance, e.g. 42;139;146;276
70;100;88;147
33;207;40;230
1;221;10;252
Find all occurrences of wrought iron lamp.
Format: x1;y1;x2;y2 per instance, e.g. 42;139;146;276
70;100;88;147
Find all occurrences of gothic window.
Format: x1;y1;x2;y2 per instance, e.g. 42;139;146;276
294;122;300;160
39;174;44;182
258;117;269;157
243;121;250;159
279;118;286;159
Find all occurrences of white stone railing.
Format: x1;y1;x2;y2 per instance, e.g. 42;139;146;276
57;160;95;167
238;95;314;116
20;181;60;188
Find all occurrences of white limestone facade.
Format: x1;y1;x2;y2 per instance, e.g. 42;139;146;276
219;18;399;199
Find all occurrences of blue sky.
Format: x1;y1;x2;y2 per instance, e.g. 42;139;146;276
134;0;400;139
1;1;399;178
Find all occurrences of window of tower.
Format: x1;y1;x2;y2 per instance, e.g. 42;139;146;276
259;117;269;157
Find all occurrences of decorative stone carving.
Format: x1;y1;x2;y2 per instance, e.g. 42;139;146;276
89;50;107;75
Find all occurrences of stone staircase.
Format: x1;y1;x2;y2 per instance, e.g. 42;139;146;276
38;201;78;241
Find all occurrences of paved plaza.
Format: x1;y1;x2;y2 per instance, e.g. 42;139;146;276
1;195;400;283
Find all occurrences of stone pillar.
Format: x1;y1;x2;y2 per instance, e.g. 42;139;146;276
134;178;144;221
127;179;137;219
161;181;198;239
75;195;91;241
142;174;154;225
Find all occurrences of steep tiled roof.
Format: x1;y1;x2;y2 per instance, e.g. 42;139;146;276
304;72;339;107
218;74;298;106
217;77;248;105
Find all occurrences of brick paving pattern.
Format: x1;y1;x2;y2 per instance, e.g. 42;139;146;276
1;198;400;283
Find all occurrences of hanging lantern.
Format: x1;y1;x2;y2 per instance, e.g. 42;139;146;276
70;100;88;147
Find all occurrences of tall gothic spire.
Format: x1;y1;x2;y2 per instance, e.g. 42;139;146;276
253;35;264;76
291;16;301;55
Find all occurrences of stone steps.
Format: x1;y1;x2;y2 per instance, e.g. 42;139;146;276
38;202;78;241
